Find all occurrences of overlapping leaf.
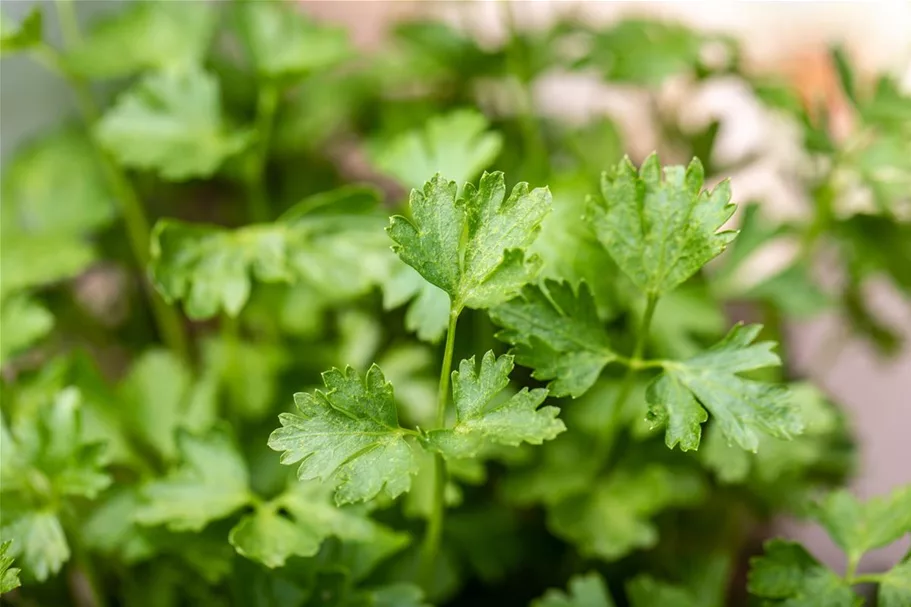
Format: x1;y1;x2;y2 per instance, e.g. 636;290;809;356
647;324;801;452
424;351;563;459
589;154;736;296
269;365;420;505
96;67;250;180
388;171;551;312
747;540;858;607
150;187;393;319
491;280;617;398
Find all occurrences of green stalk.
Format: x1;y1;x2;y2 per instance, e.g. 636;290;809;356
420;308;460;588
596;294;659;462
47;1;190;362
244;82;279;222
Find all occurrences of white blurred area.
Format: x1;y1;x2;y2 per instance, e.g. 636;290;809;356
307;0;911;574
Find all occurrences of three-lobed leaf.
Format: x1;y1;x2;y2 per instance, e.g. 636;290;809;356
96;67;251;180
491;280;617;398
388;172;551;312
424;351;564;459
268;365;420;505
588;154;736;296
647;323;802;452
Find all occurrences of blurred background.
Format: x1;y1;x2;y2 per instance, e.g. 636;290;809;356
2;0;910;586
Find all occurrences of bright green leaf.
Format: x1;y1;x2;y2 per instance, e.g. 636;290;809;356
0;295;53;365
235;0;350;79
65;1;215;78
0;512;68;582
228;507;322;569
388;171;551;312
425;351;563;459
647;323;801;452
0;234;95;298
96;67;251;180
269;365;419;505
150;187;392;319
812;486;911;564
0;540;21;594
0;8;42;54
589;154;736;296
880;558;911;607
491;280;617;398
370;109;503;190
532;572;615;607
382;264;450;343
135;430;251;531
747;540;858;607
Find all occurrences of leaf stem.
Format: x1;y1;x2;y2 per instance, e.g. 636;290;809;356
42;4;190;363
597;294;659;462
244;81;279;223
420;308;459;589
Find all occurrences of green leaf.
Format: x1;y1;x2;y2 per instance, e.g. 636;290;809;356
0;295;53;365
269;365;420;505
747;540;858;607
2;386;111;499
65;1;215;78
382;265;450;343
647;323;801;452
388;171;551;312
424;351;563;459
811;486;911;563
235;0;350;79
151;187;392;319
370;109;503;190
1;127;115;237
626;576;700;607
490;280;618;398
0;512;68;582
589;154;736;296
549;463;705;561
365;583;430;607
0;8;42;54
880;558;911;607
532;572;615;607
585;20;708;85
96;67;251;180
0;541;21;594
0;234;95;298
136;430;251;532
202;337;288;420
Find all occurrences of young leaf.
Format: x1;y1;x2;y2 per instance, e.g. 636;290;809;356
532;572;615;607
588;154;736;296
135;430;251;532
490;280;618;398
0;8;42;54
0;541;21;594
424;351;563;459
370;110;503;190
626;576;700;607
150;187;392;319
880;558;911;607
0;512;68;583
647;323;801;452
811;486;911;564
268;365;420;505
64;1;215;78
235;0;350;79
96;67;251;180
747;540;857;607
0;295;53;365
388;172;551;312
549;463;705;561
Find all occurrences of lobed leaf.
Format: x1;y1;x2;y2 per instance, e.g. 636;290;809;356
747;540;858;607
532;572;615;607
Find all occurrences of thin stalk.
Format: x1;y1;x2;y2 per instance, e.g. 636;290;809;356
420;309;460;588
46;2;190;362
244;82;279;222
849;573;883;586
596;294;659;462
